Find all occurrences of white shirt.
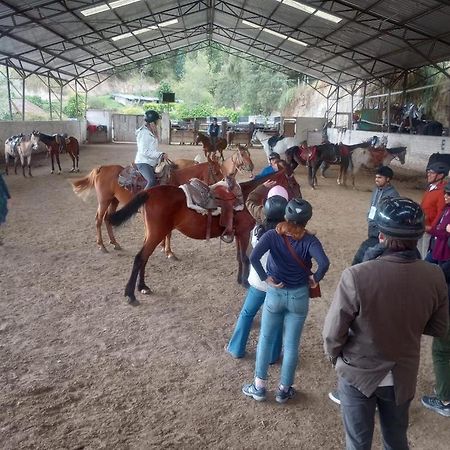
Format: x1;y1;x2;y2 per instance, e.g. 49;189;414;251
247;227;269;292
134;125;162;166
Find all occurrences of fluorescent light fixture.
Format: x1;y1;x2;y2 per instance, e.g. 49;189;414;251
276;0;342;23
81;0;142;17
112;18;178;41
242;19;307;47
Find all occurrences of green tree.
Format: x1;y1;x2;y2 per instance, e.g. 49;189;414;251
63;94;86;118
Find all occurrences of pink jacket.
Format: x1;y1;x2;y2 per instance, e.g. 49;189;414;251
430;204;450;261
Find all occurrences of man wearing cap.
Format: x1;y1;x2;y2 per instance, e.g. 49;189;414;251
419;162;449;258
135;110;167;189
323;197;449;449
352;166;399;265
254;152;281;179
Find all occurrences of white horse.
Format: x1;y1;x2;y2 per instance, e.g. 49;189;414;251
17;134;34;177
348;145;407;188
251;130;305;159
4;134;23;175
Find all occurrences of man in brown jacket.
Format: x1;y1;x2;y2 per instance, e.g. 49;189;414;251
323;197;449;450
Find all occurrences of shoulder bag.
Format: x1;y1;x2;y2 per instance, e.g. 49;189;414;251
282;235;321;298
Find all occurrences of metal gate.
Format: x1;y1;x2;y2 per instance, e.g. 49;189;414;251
112;114;141;142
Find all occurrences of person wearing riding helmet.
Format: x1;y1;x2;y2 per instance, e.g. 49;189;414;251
421;181;450;417
226;181;288;361
419;161;449;258
243;198;329;403
323;197;448;449
135;110;167;189
254;152;281;179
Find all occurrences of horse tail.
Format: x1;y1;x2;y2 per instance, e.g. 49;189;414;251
71;167;100;199
109;191;149;227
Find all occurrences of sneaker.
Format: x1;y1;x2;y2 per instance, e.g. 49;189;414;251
328;390;341;405
421;396;450;417
276;386;296;404
242;383;266;401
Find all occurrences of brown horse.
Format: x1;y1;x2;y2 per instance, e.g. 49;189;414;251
31;131;80;173
108;167;301;305
195;131;228;161
71;160;223;253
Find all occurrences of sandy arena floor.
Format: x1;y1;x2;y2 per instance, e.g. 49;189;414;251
1;142;449;449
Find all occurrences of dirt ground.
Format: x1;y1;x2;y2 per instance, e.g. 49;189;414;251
1;142;449;450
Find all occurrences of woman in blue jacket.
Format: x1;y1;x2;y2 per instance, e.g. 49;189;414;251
243;198;330;403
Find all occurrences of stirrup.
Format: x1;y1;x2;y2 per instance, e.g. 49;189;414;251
220;232;234;244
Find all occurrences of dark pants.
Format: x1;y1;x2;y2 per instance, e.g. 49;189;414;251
135;163;157;189
352;237;379;265
338;377;411;450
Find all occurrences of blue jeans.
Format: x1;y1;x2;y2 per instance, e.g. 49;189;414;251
255;285;309;387
338;377;410;450
227;286;282;362
135;163;157;189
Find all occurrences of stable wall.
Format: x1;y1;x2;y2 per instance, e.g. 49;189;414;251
0;119;87;147
328;128;449;173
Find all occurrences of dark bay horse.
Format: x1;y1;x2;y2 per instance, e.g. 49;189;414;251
31;131;80;173
72;160;223;253
195;131;228;161
109;167;301;305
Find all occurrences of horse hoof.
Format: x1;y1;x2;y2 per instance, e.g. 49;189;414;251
140;287;152;295
99;246;108;253
127;296;140;306
51;170;54;174
167;254;179;261
112;243;122;250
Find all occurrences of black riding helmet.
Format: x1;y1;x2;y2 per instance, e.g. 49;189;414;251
426;162;449;176
375;197;424;239
144;110;161;124
264;195;288;221
285;198;313;225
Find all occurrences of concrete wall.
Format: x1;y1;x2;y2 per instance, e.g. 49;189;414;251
328;128;450;173
0;119;87;146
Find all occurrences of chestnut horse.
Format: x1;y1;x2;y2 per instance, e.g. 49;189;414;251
195;131;228;161
72;159;223;253
108;166;301;305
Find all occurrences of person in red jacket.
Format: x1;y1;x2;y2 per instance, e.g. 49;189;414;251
418;162;448;258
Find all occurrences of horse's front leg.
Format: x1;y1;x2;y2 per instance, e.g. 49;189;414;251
132;233;166;303
55;152;62;174
235;232;250;287
69;152;75;172
27;156;32;177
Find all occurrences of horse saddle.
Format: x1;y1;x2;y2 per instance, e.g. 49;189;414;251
268;134;284;150
154;159;176;185
53;134;69;153
181;178;244;243
118;165;147;193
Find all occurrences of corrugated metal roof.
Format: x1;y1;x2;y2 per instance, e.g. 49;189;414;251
0;0;449;86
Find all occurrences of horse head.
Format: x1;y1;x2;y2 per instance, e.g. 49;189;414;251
385;146;407;165
235;144;254;173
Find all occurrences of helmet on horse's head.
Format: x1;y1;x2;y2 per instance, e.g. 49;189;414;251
426;162;449;176
375;197;424;240
267;185;289;201
285;198;312;226
144;110;161;124
264;195;288;221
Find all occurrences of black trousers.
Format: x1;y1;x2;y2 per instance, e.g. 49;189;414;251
338;377;411;450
